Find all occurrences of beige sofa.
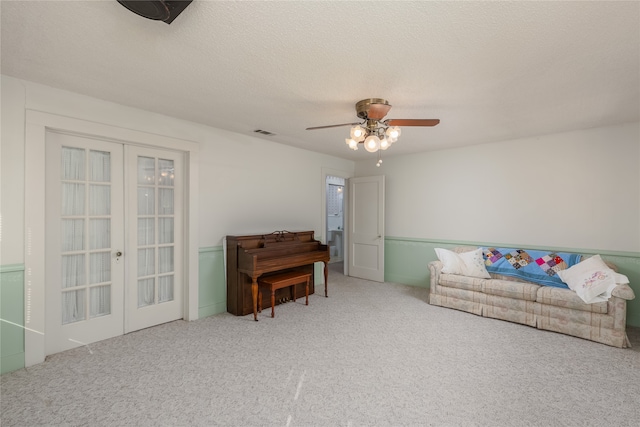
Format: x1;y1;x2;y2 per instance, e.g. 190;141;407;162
428;246;636;348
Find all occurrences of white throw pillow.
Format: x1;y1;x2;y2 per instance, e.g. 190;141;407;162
434;248;491;279
434;248;465;274
557;255;629;304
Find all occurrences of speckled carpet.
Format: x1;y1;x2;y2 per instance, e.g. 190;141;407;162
2;264;640;426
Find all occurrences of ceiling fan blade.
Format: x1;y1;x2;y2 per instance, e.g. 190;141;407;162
366;103;392;120
306;122;361;130
386;119;440;127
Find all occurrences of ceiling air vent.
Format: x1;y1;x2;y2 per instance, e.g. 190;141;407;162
253;130;276;136
117;0;193;25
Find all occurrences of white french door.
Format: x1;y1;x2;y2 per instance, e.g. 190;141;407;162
125;145;183;333
45;132;125;354
45;131;183;355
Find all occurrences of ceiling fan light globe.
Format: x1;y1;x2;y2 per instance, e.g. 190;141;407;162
350;125;367;142
364;135;381;153
386;126;401;141
348;139;359;150
379;137;391;150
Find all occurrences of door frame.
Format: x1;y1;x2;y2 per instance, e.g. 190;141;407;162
24;110;200;367
321;168;352;276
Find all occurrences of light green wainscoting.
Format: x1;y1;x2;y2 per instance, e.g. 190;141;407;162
384;237;640;328
1;265;25;374
198;246;227;318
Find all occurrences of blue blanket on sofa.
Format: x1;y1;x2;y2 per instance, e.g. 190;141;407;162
482;248;582;289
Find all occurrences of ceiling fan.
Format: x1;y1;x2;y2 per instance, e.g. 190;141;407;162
306;98;440;160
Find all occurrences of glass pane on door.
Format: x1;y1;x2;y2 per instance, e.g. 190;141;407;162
61;183;85;216
62;290;86;325
138;156;155;184
62;219;84;251
158;276;174;303
89;150;111;182
89;219;110;249
90;285;111;318
138;278;155;308
62;254;85;289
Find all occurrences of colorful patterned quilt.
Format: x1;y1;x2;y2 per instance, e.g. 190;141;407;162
483;247;582;289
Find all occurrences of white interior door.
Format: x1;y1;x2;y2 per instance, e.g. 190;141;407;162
45;132;125;355
45;132;184;355
348;175;385;282
125;145;183;333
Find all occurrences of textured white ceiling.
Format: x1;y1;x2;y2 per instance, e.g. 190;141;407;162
2;1;639;161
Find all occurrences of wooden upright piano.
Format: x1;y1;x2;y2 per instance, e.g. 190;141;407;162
226;230;330;320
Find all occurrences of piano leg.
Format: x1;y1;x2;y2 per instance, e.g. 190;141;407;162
305;276;309;305
323;261;329;297
251;276;259;321
270;289;276;318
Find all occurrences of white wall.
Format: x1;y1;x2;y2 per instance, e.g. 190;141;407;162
1;78;27;265
197;129;353;244
0;75;355;264
356;122;640;252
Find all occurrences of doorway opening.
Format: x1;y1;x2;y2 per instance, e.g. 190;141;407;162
326;175;345;266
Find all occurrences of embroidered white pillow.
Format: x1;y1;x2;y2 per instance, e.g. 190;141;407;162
434;248;491;279
557;255;629;304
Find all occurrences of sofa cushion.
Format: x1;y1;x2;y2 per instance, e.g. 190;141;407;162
482;279;539;301
535;304;614;329
439;274;485;292
536;286;608;313
483;295;536;327
435;248;491;278
487;272;534;284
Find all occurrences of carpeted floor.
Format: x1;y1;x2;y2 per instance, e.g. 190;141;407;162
2;264;640;426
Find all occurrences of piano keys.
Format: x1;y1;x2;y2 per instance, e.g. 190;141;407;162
226;230;330;320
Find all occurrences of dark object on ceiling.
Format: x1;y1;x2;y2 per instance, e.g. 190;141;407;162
117;0;193;25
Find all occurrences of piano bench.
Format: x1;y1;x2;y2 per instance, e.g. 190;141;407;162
257;271;311;318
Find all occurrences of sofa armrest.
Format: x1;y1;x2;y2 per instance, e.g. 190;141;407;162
428;260;443;296
612;283;636;300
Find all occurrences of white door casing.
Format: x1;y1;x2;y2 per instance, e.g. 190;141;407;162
348;175;385;282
